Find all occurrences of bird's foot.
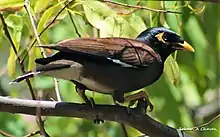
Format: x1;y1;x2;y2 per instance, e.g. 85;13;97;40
124;90;154;114
94;115;104;124
133;98;150;115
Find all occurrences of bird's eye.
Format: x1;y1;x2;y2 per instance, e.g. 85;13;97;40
162;34;168;41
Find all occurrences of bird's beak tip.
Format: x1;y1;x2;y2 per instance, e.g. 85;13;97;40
178;41;195;52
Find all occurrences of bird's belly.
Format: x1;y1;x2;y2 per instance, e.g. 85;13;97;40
81;62;163;94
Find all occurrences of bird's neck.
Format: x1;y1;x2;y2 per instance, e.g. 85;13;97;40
154;48;175;62
136;34;175;62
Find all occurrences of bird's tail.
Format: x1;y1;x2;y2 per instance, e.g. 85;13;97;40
9;71;41;84
10;63;71;84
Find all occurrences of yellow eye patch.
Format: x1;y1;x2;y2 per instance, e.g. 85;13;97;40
155;32;167;44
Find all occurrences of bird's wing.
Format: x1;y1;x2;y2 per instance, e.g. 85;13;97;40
37;38;161;67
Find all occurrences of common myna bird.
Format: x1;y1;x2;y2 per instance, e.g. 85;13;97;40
10;27;194;109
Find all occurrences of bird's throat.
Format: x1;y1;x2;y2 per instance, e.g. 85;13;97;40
154;47;175;62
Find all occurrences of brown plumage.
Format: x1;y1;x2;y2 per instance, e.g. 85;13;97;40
11;27;194;105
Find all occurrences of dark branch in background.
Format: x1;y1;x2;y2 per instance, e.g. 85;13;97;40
0;14;36;100
0;96;192;137
67;11;81;37
103;0;182;14
202;0;220;2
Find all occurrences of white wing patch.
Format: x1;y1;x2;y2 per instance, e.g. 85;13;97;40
107;57;136;68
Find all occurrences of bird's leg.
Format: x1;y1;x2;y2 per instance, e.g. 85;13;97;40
124;90;154;113
75;83;92;106
112;91;125;106
71;80;104;124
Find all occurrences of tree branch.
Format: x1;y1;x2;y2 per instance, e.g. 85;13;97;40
103;0;182;14
0;96;191;137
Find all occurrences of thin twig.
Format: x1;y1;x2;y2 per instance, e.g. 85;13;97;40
54;79;61;102
120;123;129;137
24;130;40;137
67;11;81;37
0;14;36;100
193;114;220;130
0;130;14;137
21;0;75;63
103;0;182;14
24;0;45;57
24;0;50;136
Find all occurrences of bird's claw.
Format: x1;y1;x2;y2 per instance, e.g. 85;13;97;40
88;98;105;124
127;97;154;115
93;116;104;124
88;97;95;108
123;90;154;114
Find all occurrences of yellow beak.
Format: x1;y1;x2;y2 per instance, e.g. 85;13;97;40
178;41;195;52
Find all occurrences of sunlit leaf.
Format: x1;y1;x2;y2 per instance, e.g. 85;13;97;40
7;48;17;77
5;15;23;77
124;14;146;34
37;3;61;33
83;1;116;30
164;55;180;86
83;0;142;37
0;0;23;12
34;0;51;13
27;48;36;71
180;71;202;108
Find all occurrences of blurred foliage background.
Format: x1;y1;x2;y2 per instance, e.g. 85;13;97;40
0;0;219;137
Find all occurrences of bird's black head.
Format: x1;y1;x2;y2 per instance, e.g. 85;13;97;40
136;27;195;62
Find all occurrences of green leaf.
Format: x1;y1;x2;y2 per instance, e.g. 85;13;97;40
0;0;23;12
164;1;182;32
7;47;17;77
185;16;208;75
82;1;116;29
5;15;23;32
82;0;142;37
34;0;51;13
125;14;146;34
180;71;201;108
82;0;121;37
37;3;63;33
27;48;36;71
164;55;180;86
5;15;23;77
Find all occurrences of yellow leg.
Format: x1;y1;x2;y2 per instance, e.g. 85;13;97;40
124;90;154;112
75;86;92;105
73;81;104;124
